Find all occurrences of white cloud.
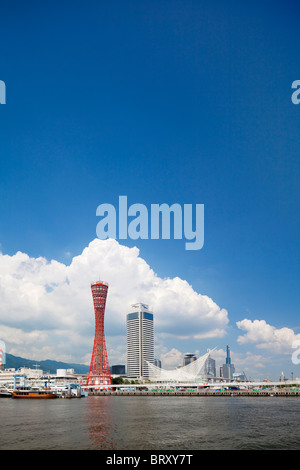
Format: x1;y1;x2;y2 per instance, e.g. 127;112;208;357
236;319;300;354
0;238;229;364
160;348;184;369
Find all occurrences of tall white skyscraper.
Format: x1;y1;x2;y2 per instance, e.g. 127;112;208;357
126;303;154;379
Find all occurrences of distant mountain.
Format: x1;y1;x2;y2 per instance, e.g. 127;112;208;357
5;353;90;375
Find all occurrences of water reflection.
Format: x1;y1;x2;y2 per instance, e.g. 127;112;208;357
84;395;220;450
85;395;171;449
85;396;117;449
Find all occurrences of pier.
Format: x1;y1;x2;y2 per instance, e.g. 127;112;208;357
89;389;300;397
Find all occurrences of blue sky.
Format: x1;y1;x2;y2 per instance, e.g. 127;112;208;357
0;1;300;380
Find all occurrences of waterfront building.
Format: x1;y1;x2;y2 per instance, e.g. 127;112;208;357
222;345;235;379
183;353;197;366
0;369;26;388
0;366;87;389
0;348;3;370
126;303;154;380
111;365;126;375
233;372;247;381
280;371;287;382
154;359;161;368
205;355;216;378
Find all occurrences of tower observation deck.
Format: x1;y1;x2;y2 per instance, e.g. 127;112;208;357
87;281;112;388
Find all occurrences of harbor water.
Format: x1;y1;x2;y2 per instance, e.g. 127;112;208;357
0;395;299;450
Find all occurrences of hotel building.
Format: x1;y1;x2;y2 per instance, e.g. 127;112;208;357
126;303;154;380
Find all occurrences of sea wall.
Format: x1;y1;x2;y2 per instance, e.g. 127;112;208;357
89;390;300;397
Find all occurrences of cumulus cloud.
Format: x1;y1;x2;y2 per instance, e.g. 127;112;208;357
0;239;229;364
160;348;184;369
236;319;300;354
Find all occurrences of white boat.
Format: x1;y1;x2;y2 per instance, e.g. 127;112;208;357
0;388;12;397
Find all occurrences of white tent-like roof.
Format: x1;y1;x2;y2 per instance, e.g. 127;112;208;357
146;349;215;382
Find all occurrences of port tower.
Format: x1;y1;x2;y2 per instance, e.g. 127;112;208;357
87;281;112;388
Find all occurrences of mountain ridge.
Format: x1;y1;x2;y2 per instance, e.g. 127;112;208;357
4;353;90;375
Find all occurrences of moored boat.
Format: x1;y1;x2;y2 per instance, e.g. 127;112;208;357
11;387;58;399
0;388;12;397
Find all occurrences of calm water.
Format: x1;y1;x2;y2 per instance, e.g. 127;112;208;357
0;395;299;450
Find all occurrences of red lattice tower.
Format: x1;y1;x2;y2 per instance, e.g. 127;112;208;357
87;281;112;388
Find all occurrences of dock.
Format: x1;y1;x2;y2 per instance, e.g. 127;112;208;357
89;390;300;397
